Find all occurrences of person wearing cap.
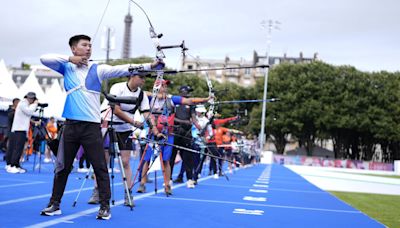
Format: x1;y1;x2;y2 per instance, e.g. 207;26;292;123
39;34;163;220
193;108;240;179
87;72;159;207
6;92;38;174
191;105;209;180
137;80;212;194
170;85;202;188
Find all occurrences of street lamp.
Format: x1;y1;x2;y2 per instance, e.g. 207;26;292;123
259;20;280;151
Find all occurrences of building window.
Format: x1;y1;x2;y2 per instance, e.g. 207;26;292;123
274;58;280;65
187;65;193;70
244;68;251;75
42;78;48;85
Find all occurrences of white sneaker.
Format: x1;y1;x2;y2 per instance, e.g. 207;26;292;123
162;180;173;187
228;169;233;174
77;168;89;173
44;158;52;163
108;168;120;173
17;167;26;174
186;180;195;189
213;174;219;179
6;166;19;174
5;164;11;170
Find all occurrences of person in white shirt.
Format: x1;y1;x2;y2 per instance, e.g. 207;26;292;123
88;72;159;207
6;92;38;174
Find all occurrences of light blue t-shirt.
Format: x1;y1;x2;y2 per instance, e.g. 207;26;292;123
41;54;150;123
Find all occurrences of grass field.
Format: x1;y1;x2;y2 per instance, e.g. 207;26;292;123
330;191;400;228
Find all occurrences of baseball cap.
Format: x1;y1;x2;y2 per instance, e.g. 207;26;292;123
24;92;37;100
155;79;171;86
179;85;194;93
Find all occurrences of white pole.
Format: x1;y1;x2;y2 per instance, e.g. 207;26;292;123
259;20;280;151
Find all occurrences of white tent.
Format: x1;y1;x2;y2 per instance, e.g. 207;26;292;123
44;79;66;118
0;59;19;100
18;70;46;101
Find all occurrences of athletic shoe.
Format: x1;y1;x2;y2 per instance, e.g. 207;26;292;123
88;188;99;204
108;167;120;173
96;205;111;220
173;177;184;183
186;180;195;189
4;164;10;170
41;202;62;216
124;190;134;207
137;184;146;193
43;158;52;163
213;174;219;179
6;166;19;174
17;167;27;174
77;168;89;173
163;180;173;187
165;185;172;195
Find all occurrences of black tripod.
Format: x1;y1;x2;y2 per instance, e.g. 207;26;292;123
106;102;134;209
32;105;52;173
74;102;135;209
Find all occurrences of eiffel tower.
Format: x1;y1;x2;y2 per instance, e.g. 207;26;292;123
122;2;133;59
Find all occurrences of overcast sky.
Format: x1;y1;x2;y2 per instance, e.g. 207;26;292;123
1;0;399;72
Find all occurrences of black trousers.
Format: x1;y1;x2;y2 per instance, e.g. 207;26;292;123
196;142;219;176
170;131;194;180
7;131;27;167
50;121;110;207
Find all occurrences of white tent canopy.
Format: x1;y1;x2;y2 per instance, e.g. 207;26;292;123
0;59;19;100
44;79;66;118
18;70;46;101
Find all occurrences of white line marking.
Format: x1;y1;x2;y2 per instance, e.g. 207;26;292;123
243;196;267;202
255;181;269;184
233;208;264;215
0;185;110;206
201;183;326;194
25;176;214;228
149;196;362;214
0;181;46;188
249;189;268;193
0;177;43;182
253;184;268;188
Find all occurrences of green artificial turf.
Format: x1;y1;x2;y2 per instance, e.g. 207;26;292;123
330;191;400;228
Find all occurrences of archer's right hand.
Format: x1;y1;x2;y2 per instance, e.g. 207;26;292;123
155;133;167;141
69;56;88;67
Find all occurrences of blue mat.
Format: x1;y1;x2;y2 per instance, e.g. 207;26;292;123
0;155;384;227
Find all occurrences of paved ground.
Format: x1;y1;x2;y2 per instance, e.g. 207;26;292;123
0;159;385;227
